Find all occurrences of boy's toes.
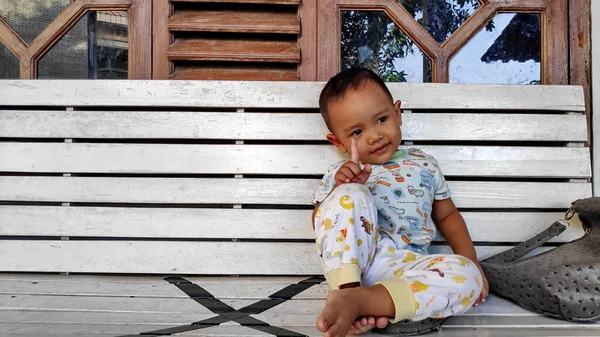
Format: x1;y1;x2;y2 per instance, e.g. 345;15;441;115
375;316;389;329
348;324;374;335
348;317;377;335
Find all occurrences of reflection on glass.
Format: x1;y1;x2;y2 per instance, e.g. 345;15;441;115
450;13;540;84
0;0;71;43
38;11;128;79
0;43;19;79
399;0;481;44
341;10;432;82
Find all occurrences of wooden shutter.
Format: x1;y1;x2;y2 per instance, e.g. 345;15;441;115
154;0;301;80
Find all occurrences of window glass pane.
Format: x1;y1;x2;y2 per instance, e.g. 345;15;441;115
398;0;481;44
341;10;432;82
0;43;19;79
0;0;71;44
38;11;129;79
450;13;541;84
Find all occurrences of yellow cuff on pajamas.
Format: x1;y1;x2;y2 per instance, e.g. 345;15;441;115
325;264;362;289
377;279;416;323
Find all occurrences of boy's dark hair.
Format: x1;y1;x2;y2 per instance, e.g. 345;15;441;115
319;68;393;132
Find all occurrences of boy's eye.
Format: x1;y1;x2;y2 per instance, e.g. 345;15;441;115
378;116;388;123
352;129;362;136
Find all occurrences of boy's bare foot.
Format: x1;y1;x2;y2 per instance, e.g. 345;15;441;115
316;285;395;337
317;289;360;337
337;283;389;335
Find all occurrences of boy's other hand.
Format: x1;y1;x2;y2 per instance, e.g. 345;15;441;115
473;262;489;307
334;139;372;185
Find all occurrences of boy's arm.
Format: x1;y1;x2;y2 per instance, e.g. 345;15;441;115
432;198;488;305
431;198;477;262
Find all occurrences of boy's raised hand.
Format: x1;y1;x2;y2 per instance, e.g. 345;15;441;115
334;139;372;185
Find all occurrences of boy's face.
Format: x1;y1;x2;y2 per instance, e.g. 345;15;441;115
326;83;402;165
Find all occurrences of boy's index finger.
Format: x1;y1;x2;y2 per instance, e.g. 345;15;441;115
351;139;359;164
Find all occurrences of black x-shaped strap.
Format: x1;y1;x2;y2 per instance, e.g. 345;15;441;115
120;275;325;337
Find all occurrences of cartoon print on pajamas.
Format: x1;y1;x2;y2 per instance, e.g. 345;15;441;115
405;216;421;231
391;188;405;199
420;170;435;191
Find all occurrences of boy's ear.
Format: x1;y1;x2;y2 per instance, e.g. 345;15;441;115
394;100;402;125
326;134;348;153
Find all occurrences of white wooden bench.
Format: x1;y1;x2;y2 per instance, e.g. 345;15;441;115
0;80;598;337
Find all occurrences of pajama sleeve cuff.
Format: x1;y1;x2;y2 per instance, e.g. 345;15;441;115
325;263;362;289
377;278;416;323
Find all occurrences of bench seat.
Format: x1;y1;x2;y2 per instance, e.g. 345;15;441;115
1;274;599;337
0;80;598;336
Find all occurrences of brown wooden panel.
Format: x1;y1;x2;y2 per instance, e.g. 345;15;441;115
129;0;152;79
168;38;300;63
152;0;172;79
489;0;547;9
298;0;317;80
171;65;299;80
0;17;27;59
569;0;591;141
168;9;300;34
544;0;568;84
316;0;338;80
172;0;300;4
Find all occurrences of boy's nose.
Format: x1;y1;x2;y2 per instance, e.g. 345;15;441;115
367;133;383;145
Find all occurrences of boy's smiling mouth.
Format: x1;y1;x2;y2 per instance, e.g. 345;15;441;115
371;143;390;154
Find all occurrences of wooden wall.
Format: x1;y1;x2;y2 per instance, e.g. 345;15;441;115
0;0;592;86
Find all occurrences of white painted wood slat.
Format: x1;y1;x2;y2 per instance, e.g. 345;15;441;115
0;295;594;328
0;241;524;274
0;206;585;243
0;111;588;142
0;294;213;319
0;80;585;110
0;324;596;337
0;279;549;316
0;143;591;178
0;323;180;336
0;278;330;300
0;177;591;208
0;278;193;298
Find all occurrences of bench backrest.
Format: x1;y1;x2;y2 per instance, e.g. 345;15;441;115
0;80;591;275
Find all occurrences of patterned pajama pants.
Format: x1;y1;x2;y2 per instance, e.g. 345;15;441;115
314;184;483;322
